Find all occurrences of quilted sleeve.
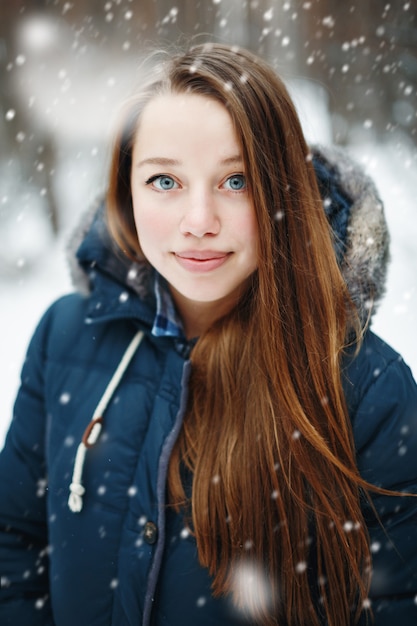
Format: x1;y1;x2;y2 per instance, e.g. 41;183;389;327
0;307;55;625
353;355;417;625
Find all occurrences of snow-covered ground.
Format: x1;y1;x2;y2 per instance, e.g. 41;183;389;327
1;69;416;447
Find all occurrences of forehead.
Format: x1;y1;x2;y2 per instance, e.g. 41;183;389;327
134;93;239;149
140;91;229;120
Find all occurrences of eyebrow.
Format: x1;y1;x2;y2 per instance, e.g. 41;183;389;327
136;155;243;168
136;157;180;168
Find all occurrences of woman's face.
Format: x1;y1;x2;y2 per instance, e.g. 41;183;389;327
131;93;258;330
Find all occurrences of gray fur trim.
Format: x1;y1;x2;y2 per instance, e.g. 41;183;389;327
316;145;390;324
66;195;153;300
123;260;153;299
66;197;102;296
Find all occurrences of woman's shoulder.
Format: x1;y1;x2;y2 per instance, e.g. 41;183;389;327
343;329;417;484
30;292;145;364
342;329;412;408
30;292;91;349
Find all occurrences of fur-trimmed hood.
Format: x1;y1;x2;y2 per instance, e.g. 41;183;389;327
312;145;390;324
68;145;390;327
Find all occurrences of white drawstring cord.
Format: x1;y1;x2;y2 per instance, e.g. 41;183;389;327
68;330;144;513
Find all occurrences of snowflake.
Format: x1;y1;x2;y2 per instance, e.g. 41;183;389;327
35;597;46;609
127;267;138;281
295;561;307;574
322;16;335;29
119;291;129;303
37;478;47;498
231;561;273;616
59;392;71;405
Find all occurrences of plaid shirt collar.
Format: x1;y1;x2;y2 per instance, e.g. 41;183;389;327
151;272;185;339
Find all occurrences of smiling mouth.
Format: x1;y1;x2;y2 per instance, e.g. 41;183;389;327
174;251;231;272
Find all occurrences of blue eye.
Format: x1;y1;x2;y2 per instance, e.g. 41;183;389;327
146;175;178;190
224;174;246;191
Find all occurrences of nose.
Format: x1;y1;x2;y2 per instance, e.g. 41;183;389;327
179;189;220;238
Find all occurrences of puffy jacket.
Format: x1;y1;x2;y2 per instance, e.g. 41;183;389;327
1;147;417;625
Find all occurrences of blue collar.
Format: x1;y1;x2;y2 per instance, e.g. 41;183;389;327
151;273;185;339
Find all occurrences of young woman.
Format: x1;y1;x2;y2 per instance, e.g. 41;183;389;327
1;43;416;626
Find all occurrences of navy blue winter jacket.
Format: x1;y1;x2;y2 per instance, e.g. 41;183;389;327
1;148;417;625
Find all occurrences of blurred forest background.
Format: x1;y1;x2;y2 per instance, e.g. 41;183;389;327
1;0;416;263
0;0;416;428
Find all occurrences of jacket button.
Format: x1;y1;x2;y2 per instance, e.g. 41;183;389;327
143;521;158;545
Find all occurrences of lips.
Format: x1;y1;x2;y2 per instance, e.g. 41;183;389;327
174;250;231;272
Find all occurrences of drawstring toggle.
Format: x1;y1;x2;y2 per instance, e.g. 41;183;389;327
67;330;144;513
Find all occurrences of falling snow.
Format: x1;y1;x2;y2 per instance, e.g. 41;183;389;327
231;560;273;618
295;561;307;574
0;4;416;454
59;392;71;405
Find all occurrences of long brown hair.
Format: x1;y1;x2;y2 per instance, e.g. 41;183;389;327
107;43;372;625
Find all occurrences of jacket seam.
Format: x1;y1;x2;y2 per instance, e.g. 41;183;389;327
142;360;191;626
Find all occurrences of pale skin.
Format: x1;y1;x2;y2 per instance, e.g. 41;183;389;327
131;93;259;339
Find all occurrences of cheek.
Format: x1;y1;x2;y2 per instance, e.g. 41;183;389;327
242;211;259;256
133;207;175;264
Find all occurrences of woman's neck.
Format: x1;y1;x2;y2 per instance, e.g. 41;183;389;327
169;288;239;340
